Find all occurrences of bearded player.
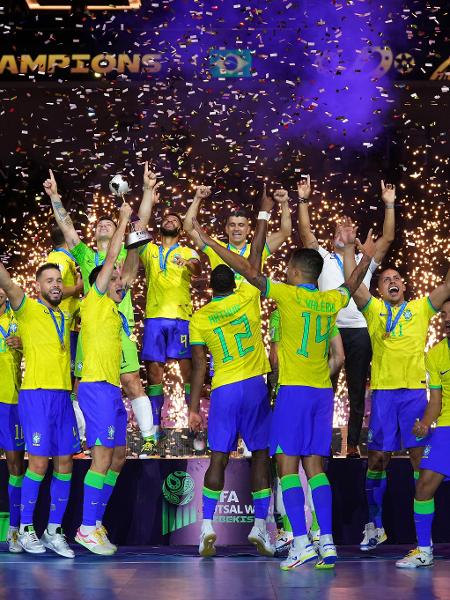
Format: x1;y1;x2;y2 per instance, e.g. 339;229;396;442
396;300;450;568
0;261;80;557
343;240;450;551
44;166;155;457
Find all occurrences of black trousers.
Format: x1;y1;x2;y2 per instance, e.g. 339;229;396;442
339;327;372;447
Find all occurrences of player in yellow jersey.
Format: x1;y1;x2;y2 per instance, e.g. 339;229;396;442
189;191;275;558
191;206;376;571
44;166;155;457
74;202;136;556
184;184;291;288
137;181;201;448
0;261;80;558
0;288;25;553
344;230;450;552
396;300;450;568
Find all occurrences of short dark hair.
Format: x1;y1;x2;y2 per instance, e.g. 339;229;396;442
36;263;61;280
97;215;117;227
378;266;404;280
50;224;66;248
290;248;324;280
163;212;183;228
227;209;249;222
211;265;236;294
89;265;103;287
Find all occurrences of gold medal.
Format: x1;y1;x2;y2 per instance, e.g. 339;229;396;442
383;332;390;339
129;333;138;343
61;342;66;352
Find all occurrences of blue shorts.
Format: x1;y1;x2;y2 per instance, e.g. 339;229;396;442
368;389;429;452
0;403;25;452
208;375;270;453
18;390;80;457
270;386;334;457
78;381;127;449
70;331;79;373
142;318;191;362
420;427;450;478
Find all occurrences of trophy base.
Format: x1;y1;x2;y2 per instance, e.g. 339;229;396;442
125;230;152;249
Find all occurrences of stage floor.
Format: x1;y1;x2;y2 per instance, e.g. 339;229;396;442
1;545;449;600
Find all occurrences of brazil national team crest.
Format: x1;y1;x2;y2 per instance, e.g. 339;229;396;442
32;432;41;446
367;429;373;444
403;309;412;321
162;471;196;535
423;444;431;458
107;426;115;440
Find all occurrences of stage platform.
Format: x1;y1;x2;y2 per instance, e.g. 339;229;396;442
0;545;448;600
1;457;450;547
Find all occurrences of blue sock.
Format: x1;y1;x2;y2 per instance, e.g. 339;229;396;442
252;488;271;520
414;498;434;547
309;473;332;536
203;486;221;520
82;470;105;527
49;472;72;528
366;469;387;529
8;474;24;528
147;384;164;427
280;474;307;537
97;470;119;524
20;469;44;527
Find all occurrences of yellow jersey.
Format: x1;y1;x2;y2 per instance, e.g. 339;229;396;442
140;242;200;320
13;296;71;391
79;286;122;387
425;338;450;427
0;308;22;404
264;280;350;387
361;296;437;390
190;283;270;389
202;240;271;287
47;248;80;332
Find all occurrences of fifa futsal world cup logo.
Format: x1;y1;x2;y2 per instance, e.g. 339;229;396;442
161;471;196;535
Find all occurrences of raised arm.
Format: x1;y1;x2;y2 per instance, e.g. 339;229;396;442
266;187;291;253
296;175;319;250
61;273;83;300
192;206;270;294
137;162;162;228
183;185;212;248
248;186;275;270
188;344;207;433
43;169;81;250
121;249;139;290
341;224;376;306
429;265;450;310
95;203;132;294
0;263;24;311
373;180;396;263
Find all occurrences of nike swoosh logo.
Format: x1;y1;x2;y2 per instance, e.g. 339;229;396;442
440;369;450;376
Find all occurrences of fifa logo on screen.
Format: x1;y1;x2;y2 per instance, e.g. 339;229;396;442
25;1;141;9
161;471;196;535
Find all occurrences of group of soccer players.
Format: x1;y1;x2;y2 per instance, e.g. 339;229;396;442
0;167;449;570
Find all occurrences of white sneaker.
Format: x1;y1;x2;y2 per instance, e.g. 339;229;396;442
7;528;23;553
97;524;118;553
308;528;321;553
316;541;337;569
199;526;217;557
280;540;317;571
18;526;46;554
360;523;387;551
248;525;274;557
275;529;293;553
396;548;433;569
41;528;74;558
75;527;115;556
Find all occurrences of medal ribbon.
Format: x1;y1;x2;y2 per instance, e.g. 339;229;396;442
159;243;179;272
384;301;407;336
55;247;76;262
227;242;248;257
38;299;65;348
94;252;105;267
118;311;131;337
0;315;13;339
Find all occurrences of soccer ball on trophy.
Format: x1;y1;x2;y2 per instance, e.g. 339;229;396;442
109;174;152;249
